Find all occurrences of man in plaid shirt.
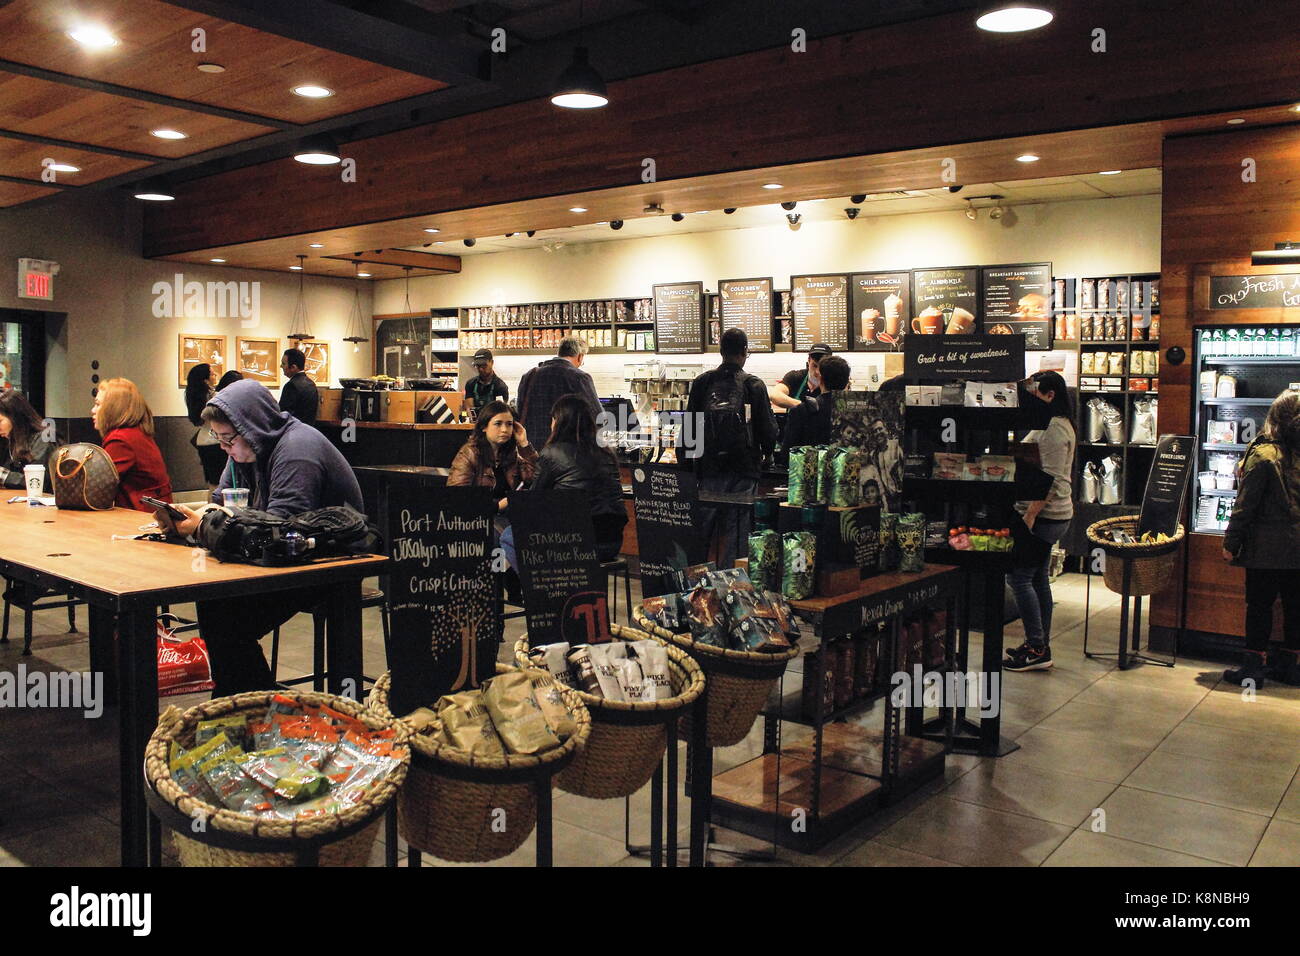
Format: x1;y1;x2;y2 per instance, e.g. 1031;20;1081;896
516;336;602;448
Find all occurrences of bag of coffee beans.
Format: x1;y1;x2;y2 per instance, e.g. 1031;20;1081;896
748;529;782;593
878;512;900;571
481;671;563;755
782;531;816;600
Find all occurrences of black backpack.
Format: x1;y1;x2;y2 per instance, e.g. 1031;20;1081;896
702;369;753;468
197;505;382;566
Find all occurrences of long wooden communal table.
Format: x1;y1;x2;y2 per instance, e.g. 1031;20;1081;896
0;503;388;866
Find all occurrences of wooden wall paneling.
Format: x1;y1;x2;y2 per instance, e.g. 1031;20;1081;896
0;178;58;206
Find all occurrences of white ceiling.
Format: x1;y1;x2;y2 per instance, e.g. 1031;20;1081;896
404;168;1162;257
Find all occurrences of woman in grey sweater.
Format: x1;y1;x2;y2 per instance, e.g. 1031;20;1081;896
1005;371;1076;672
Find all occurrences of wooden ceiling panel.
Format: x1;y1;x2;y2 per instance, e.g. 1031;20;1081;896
0;0;447;123
322;249;460;272
0;72;277;157
0;136;151;184
0;179;59;207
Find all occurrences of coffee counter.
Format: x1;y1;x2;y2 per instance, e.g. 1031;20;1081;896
318;419;472;468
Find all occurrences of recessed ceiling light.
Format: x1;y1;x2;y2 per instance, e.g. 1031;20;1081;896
1016;153;1040;163
1099;170;1122;175
762;183;783;190
423;228;440;234
197;63;225;73
46;162;80;173
150;129;187;140
210;258;226;263
357;271;371;277
975;6;1054;33
434;241;445;245
1227;118;1245;125
67;25;118;49
570;206;588;213
693;210;708;214
292;85;334;99
290;265;303;271
308;243;324;248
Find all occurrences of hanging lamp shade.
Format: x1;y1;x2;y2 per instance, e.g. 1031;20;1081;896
343;261;370;344
287;256;313;340
551;47;608;109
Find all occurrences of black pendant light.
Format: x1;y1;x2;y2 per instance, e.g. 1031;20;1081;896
293;133;341;165
551;0;607;109
287;255;313;341
343;261;370;352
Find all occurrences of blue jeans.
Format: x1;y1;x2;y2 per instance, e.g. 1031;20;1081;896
1009;518;1070;648
498;520;518;571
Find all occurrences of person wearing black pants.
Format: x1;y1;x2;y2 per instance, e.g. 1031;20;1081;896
1222;389;1300;687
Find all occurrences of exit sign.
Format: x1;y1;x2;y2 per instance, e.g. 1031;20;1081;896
17;257;57;301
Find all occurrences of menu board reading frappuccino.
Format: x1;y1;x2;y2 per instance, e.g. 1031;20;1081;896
652;281;705;353
982;262;1053;350
791;274;850;351
719;277;774;352
850;271;912;352
911;267;980;338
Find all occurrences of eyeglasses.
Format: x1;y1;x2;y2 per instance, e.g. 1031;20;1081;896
208;429;239;447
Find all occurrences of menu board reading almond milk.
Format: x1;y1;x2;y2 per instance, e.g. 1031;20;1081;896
791;274;849;351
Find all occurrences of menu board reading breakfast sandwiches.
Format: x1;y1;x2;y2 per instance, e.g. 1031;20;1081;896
718;277;774;352
652;282;705;354
982;262;1053;350
791;274;850;351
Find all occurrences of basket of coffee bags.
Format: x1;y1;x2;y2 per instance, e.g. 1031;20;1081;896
1086;514;1184;596
514;625;704;799
143;690;410;867
366;665;590;863
634;565;800;748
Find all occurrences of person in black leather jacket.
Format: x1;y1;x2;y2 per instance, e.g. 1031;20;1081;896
533;393;628;561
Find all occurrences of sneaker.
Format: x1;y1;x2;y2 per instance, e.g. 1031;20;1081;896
1004;644;1053;671
1002;641;1032;665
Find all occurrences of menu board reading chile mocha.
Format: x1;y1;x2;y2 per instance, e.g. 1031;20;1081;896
652;281;705;353
982;262;1053;350
719;277;774;352
791;274;850;351
850;271;912;352
911;267;980;337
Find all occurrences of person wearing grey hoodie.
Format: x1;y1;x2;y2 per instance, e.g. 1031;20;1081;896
173;379;364;695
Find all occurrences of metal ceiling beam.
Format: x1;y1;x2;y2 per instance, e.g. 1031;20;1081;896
0;129;161;162
0;173;73;189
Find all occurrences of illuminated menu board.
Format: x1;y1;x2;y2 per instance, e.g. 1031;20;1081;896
791;274;849;351
718;277;774;352
652;281;705;353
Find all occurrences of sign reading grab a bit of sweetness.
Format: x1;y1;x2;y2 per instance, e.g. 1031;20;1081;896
903;334;1026;382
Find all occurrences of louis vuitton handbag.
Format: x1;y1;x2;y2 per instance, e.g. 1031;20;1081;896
52;443;120;510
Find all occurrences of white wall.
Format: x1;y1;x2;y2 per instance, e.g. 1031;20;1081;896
374;194;1160;397
0;191;374;418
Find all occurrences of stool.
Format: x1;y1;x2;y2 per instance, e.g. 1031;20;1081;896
269;586;389;691
601;558;633;626
1;577;81;656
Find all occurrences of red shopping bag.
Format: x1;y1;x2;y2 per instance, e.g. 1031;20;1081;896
157;613;214;697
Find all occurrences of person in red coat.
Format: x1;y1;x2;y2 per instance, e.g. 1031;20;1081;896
91;378;173;511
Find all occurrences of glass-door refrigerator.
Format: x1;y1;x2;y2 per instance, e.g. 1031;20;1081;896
0;310;47;410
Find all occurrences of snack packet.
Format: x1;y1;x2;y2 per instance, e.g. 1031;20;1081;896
481;671;563;755
240;747;331;803
195;715;250;751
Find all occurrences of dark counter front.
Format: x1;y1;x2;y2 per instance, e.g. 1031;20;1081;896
320;420;472;469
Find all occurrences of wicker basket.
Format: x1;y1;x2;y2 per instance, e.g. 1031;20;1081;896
366;665;591;863
633;605;797;748
513;624;704;799
143;690;410;867
1086;515;1185;596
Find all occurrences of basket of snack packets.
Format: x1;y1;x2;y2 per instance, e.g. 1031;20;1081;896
143;690;410;867
367;664;590;863
634;564;801;748
514;623;704;800
1086;514;1184;596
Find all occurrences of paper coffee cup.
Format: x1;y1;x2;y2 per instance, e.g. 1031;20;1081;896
23;464;44;504
221;487;250;509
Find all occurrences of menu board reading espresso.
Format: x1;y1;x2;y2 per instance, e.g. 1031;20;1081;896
982;262;1053;350
911;267;980;337
653;281;705;353
719;277;774;352
791;274;850;351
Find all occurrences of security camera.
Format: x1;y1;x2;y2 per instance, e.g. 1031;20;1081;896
526;230;536;237
610;220;624;230
723;207;737;215
463;238;476;247
786;213;802;230
780;201;797;211
947;185;964;193
671;212;684;222
845;207;861;220
850;194;866;204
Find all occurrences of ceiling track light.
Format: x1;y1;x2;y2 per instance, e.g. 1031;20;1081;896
964;200;977;221
1252;242;1300;266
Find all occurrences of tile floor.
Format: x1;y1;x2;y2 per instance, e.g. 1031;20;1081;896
1;572;1297;867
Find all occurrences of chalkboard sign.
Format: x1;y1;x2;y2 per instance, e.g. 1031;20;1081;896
719;277;774;352
912;267;980;336
1138;435;1197;538
982;262;1053;350
387;485;500;716
1210;273;1300;310
904;334;1026;382
509;489;611;647
375;316;432;379
850;271;911;352
791;274;850;351
632;465;707;597
653;282;705;353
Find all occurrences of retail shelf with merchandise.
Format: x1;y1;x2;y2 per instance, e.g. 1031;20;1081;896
1201;397;1275;406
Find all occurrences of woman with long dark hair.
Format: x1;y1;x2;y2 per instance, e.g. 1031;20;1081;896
0;390;55;490
185;363;224;490
1005;370;1076;672
1222;389;1300;686
534;393;628;561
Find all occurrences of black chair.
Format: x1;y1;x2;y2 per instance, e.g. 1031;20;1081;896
268;585;390;691
1;577;81;656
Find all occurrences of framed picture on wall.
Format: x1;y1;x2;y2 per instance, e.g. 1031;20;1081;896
297;339;330;386
178;333;228;387
235;337;282;386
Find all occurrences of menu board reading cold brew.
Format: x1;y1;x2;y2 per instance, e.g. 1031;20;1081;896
632;465;707;597
982;262;1053;350
652;281;705;353
850;271;912;352
791;274;850;351
718;277;774;352
911;267;980;336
